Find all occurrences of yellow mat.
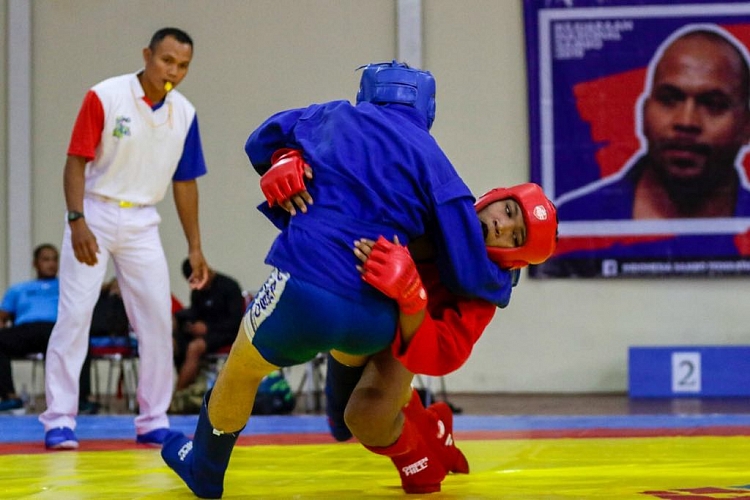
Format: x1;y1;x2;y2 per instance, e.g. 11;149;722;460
2;437;750;499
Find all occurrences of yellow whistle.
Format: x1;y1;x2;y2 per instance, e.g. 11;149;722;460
164;81;173;92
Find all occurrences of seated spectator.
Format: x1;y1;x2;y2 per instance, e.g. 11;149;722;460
90;278;130;340
89;278;184;412
92;277;184;342
172;259;244;395
0;244;95;413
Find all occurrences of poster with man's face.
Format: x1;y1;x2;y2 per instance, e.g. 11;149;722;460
524;0;750;278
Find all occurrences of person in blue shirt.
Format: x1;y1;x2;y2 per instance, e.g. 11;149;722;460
0;244;95;414
162;61;517;498
0;244;60;413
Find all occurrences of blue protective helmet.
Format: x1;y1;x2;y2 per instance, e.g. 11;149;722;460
356;60;436;129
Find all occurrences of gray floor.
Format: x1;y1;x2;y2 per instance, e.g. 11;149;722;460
434;392;750;415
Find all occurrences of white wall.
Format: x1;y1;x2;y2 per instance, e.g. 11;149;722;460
3;0;749;394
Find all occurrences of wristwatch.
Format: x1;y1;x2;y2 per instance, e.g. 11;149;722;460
67;210;85;223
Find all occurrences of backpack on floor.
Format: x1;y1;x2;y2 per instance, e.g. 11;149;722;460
252;370;296;415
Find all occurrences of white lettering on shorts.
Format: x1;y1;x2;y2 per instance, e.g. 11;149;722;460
243;268;289;342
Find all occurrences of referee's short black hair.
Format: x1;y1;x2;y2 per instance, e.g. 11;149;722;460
150;27;193;51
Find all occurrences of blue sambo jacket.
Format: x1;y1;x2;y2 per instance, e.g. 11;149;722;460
245;100;514;308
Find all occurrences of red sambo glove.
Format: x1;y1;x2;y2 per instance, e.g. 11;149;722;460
260;149;308;207
362;236;428;315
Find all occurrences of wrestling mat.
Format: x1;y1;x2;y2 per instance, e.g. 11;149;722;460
2;413;750;499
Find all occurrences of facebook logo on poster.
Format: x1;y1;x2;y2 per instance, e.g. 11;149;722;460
602;260;618;277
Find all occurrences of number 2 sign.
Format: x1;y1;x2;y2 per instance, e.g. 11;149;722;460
672;352;701;393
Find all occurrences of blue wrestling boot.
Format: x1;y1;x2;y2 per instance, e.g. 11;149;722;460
162;389;242;499
324;353;364;442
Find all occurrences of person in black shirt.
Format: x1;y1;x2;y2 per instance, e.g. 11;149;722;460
173;259;245;392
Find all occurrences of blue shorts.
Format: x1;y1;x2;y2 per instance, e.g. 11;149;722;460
245;268;398;367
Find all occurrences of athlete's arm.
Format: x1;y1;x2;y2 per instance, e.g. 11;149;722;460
354;237;496;376
354;236;427;342
244;107;309;175
391;291;496;376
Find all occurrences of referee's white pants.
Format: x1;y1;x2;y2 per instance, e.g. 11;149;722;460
40;198;173;435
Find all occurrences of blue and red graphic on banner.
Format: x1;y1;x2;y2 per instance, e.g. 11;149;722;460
524;0;750;278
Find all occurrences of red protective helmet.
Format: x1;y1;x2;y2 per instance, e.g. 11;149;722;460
474;183;558;269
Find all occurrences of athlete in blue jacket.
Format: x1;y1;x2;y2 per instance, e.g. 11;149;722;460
162;61;515;498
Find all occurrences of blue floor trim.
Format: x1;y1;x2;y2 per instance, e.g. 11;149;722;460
0;414;329;443
3;413;750;444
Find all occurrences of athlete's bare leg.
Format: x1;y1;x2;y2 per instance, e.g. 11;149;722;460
344;348;413;446
161;321;279;498
209;322;277;432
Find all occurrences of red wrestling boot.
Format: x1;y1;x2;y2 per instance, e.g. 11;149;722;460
402;389;469;474
364;418;446;494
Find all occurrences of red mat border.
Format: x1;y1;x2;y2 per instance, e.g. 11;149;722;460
3;426;750;455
